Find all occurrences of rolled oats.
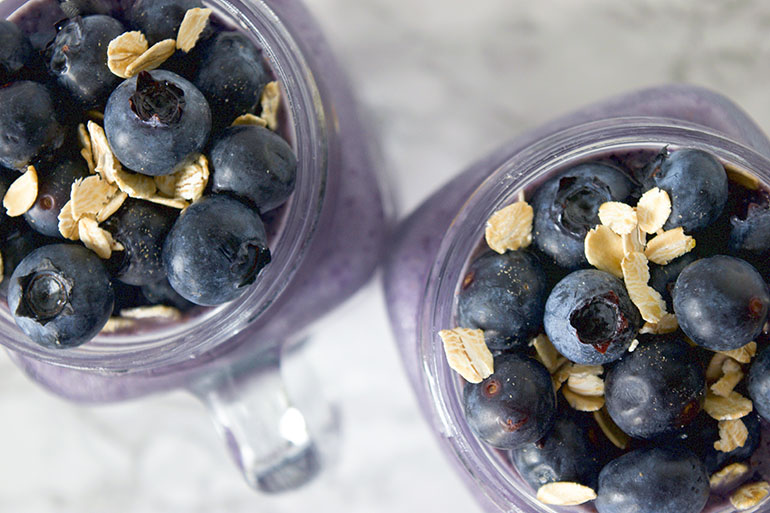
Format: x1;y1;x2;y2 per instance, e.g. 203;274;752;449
124;39;177;77
725;163;760;191
77;123;95;173
703;391;753;421
101;316;137;333
730;481;770;510
621;225;646;255
232;113;268;128
260;81;281;130
593;407;630;450
78;216;119;259
3;165;38;217
87;121;120;184
114;168;157;199
711;367;744;398
96;190;128;223
621;252;666;323
107;31;149;78
552;361;573;392
638;313;678;335
706;353;730;383
562;386;604;412
176;8;212;52
644;227;696;265
438;328;494;384
535;482;597;506
636;187;671;234
120;305;182;321
584;224;625;278
713;418;748;453
598;201;637;235
58;200;79;240
70;174;119;219
567;373;604;397
710;462;751;490
485;200;533;253
531;333;563;373
719;342;758;364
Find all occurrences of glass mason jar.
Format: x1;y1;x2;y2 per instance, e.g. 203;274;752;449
384;85;770;513
0;0;387;493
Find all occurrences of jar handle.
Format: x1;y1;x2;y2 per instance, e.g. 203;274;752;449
188;341;339;492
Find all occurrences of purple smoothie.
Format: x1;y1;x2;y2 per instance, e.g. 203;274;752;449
0;0;387;492
383;85;770;512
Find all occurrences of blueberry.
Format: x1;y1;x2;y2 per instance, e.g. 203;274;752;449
48;15;124;109
210;125;297;212
7;244;114;348
649;251;698;311
644;148;728;233
544;269;641;365
58;0;117;18
531;162;636;268
595;447;709;513
510;414;602;492
0;224;42;293
673;255;769;351
140;277;194;311
23;157;89;237
604;337;705;439
104;70;211;176
128;0;203;45
193;31;270;131
679;411;761;474
0;81;65;170
749;345;770;421
163;194;271;306
463;353;555;449
730;202;770;255
0;20;32;85
103;199;176;286
456;249;547;351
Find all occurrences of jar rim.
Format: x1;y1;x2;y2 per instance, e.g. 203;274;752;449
0;0;328;373
417;116;770;512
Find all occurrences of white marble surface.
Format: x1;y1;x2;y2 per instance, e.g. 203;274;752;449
6;0;770;511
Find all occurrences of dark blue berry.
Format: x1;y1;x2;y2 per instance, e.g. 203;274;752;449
48;15;124;109
510;414;602;492
193;31;270;131
595;447;709;513
104;70;211;176
456;249;547;351
0;223;42;294
0;81;65;170
749;345;770;422
7;244;114;348
730;202;770;256
644;148;728;233
604;337;705;439
104;199;176;286
210;125;297;212
673;255;769;351
128;0;203;45
23;157;89;237
0;20;32;85
531;162;636;269
58;0;118;18
163;194;271;306
140;277;194;311
463;353;556;449
544;269;641;365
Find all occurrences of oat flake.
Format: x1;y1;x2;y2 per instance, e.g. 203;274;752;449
531;333;563;373
730;481;770;510
562;386;604;412
260;81;281;130
636;187;671;234
710;462;751;490
58;200;79;240
703;391;753;421
232;113;268;128
485;200;533;253
70;174;119;220
719;342;757;364
536;482;597;506
107;31;149;78
87;121;120;184
644;227;696;265
438;328;494;384
593;407;630;450
121;305;182;321
585;224;625;278
124;39;177;77
714;418;748;453
78;216;119;259
176;8;212;52
3;165;38;217
621;252;666;323
598;201;637;235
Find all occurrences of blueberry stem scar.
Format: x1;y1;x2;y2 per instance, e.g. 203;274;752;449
129;70;186;126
